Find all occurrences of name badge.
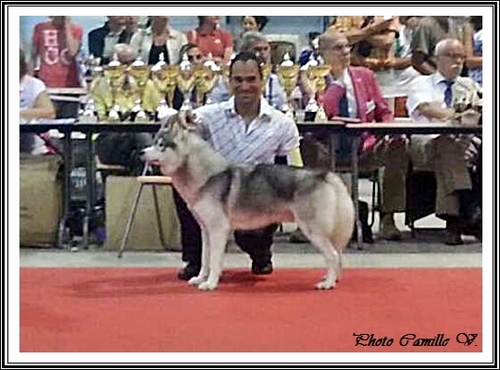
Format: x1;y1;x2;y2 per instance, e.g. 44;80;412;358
366;100;376;114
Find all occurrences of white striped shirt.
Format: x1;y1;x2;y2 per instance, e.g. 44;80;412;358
194;97;300;165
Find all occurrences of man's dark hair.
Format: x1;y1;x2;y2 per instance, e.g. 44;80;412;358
229;51;263;79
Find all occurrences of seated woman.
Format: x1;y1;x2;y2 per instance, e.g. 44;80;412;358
130;16;187;65
20;48;56;155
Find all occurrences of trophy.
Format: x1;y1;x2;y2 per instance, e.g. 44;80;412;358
101;56;128;121
132;99;149;123
192;59;219;106
107;104;122;122
176;53;196;111
276;52;300;119
151;53;180;108
261;63;272;94
302;59;331;122
78;98;98;123
128;57;151;94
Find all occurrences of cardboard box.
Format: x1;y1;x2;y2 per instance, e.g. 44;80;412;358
105;176;181;251
20;155;63;247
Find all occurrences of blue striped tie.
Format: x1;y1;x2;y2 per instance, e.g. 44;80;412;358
443;80;455;108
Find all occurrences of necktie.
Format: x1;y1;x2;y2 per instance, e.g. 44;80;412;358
338;90;349;117
336;88;352;160
443;80;455;108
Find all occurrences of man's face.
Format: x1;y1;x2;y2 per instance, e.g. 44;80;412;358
319;34;351;71
436;42;465;80
186;47;204;65
229;60;262;104
250;40;271;64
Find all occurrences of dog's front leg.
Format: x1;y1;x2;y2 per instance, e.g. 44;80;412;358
197;224;230;291
188;226;210;286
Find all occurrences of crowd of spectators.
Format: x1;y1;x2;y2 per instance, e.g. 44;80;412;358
22;15;483;252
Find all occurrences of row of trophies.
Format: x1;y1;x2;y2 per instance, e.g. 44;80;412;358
80;50;334;123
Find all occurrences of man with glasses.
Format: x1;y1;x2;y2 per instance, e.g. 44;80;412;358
179;43;205;64
406;38;482;245
317;30;408;242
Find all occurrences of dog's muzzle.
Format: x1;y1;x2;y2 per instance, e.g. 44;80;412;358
141;146;159;164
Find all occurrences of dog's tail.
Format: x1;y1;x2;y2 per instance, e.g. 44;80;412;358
324;172;356;250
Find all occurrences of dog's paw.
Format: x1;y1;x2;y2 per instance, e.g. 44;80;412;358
188;276;206;286
315;279;336;290
197;281;218;291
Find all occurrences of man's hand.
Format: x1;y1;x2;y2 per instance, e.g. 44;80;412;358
464;136;482;165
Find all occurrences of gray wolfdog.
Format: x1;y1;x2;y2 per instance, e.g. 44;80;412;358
142;113;355;291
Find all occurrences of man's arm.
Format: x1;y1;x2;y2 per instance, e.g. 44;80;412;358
416;101;455;121
411;51;436;75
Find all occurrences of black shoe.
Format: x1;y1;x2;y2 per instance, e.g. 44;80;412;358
444;217;464;246
177;263;200;281
251;260;273;275
445;230;464;245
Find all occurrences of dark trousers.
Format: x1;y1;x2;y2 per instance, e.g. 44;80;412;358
172;189;275;267
96;133;153;175
53;101;80;119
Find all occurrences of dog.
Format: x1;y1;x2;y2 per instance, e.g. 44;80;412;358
142;112;355;291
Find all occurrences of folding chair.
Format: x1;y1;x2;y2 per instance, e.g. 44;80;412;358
117;172;173;258
117;118;173;258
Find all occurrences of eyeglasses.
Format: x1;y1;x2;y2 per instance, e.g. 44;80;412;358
439;53;466;59
322;43;352;52
187;54;203;62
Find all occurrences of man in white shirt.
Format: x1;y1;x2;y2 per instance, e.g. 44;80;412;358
175;51;301;280
209;32;287;111
406;38;482;245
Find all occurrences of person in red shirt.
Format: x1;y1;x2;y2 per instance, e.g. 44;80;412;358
186;16;233;65
31;16;83;118
31;16;83;88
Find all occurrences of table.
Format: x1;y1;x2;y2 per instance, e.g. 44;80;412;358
345;122;483;250
20;120;482;251
46;87;88;103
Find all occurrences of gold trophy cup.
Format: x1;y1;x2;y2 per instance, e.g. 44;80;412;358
192;60;219;106
128;58;152;94
261;63;272;94
177;54;196;111
152;64;180;108
102;58;128;121
303;64;331;122
276;52;300;118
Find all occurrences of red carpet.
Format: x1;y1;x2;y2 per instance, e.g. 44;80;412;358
20;267;482;352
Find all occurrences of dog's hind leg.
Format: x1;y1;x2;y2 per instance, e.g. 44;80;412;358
297;221;339;290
